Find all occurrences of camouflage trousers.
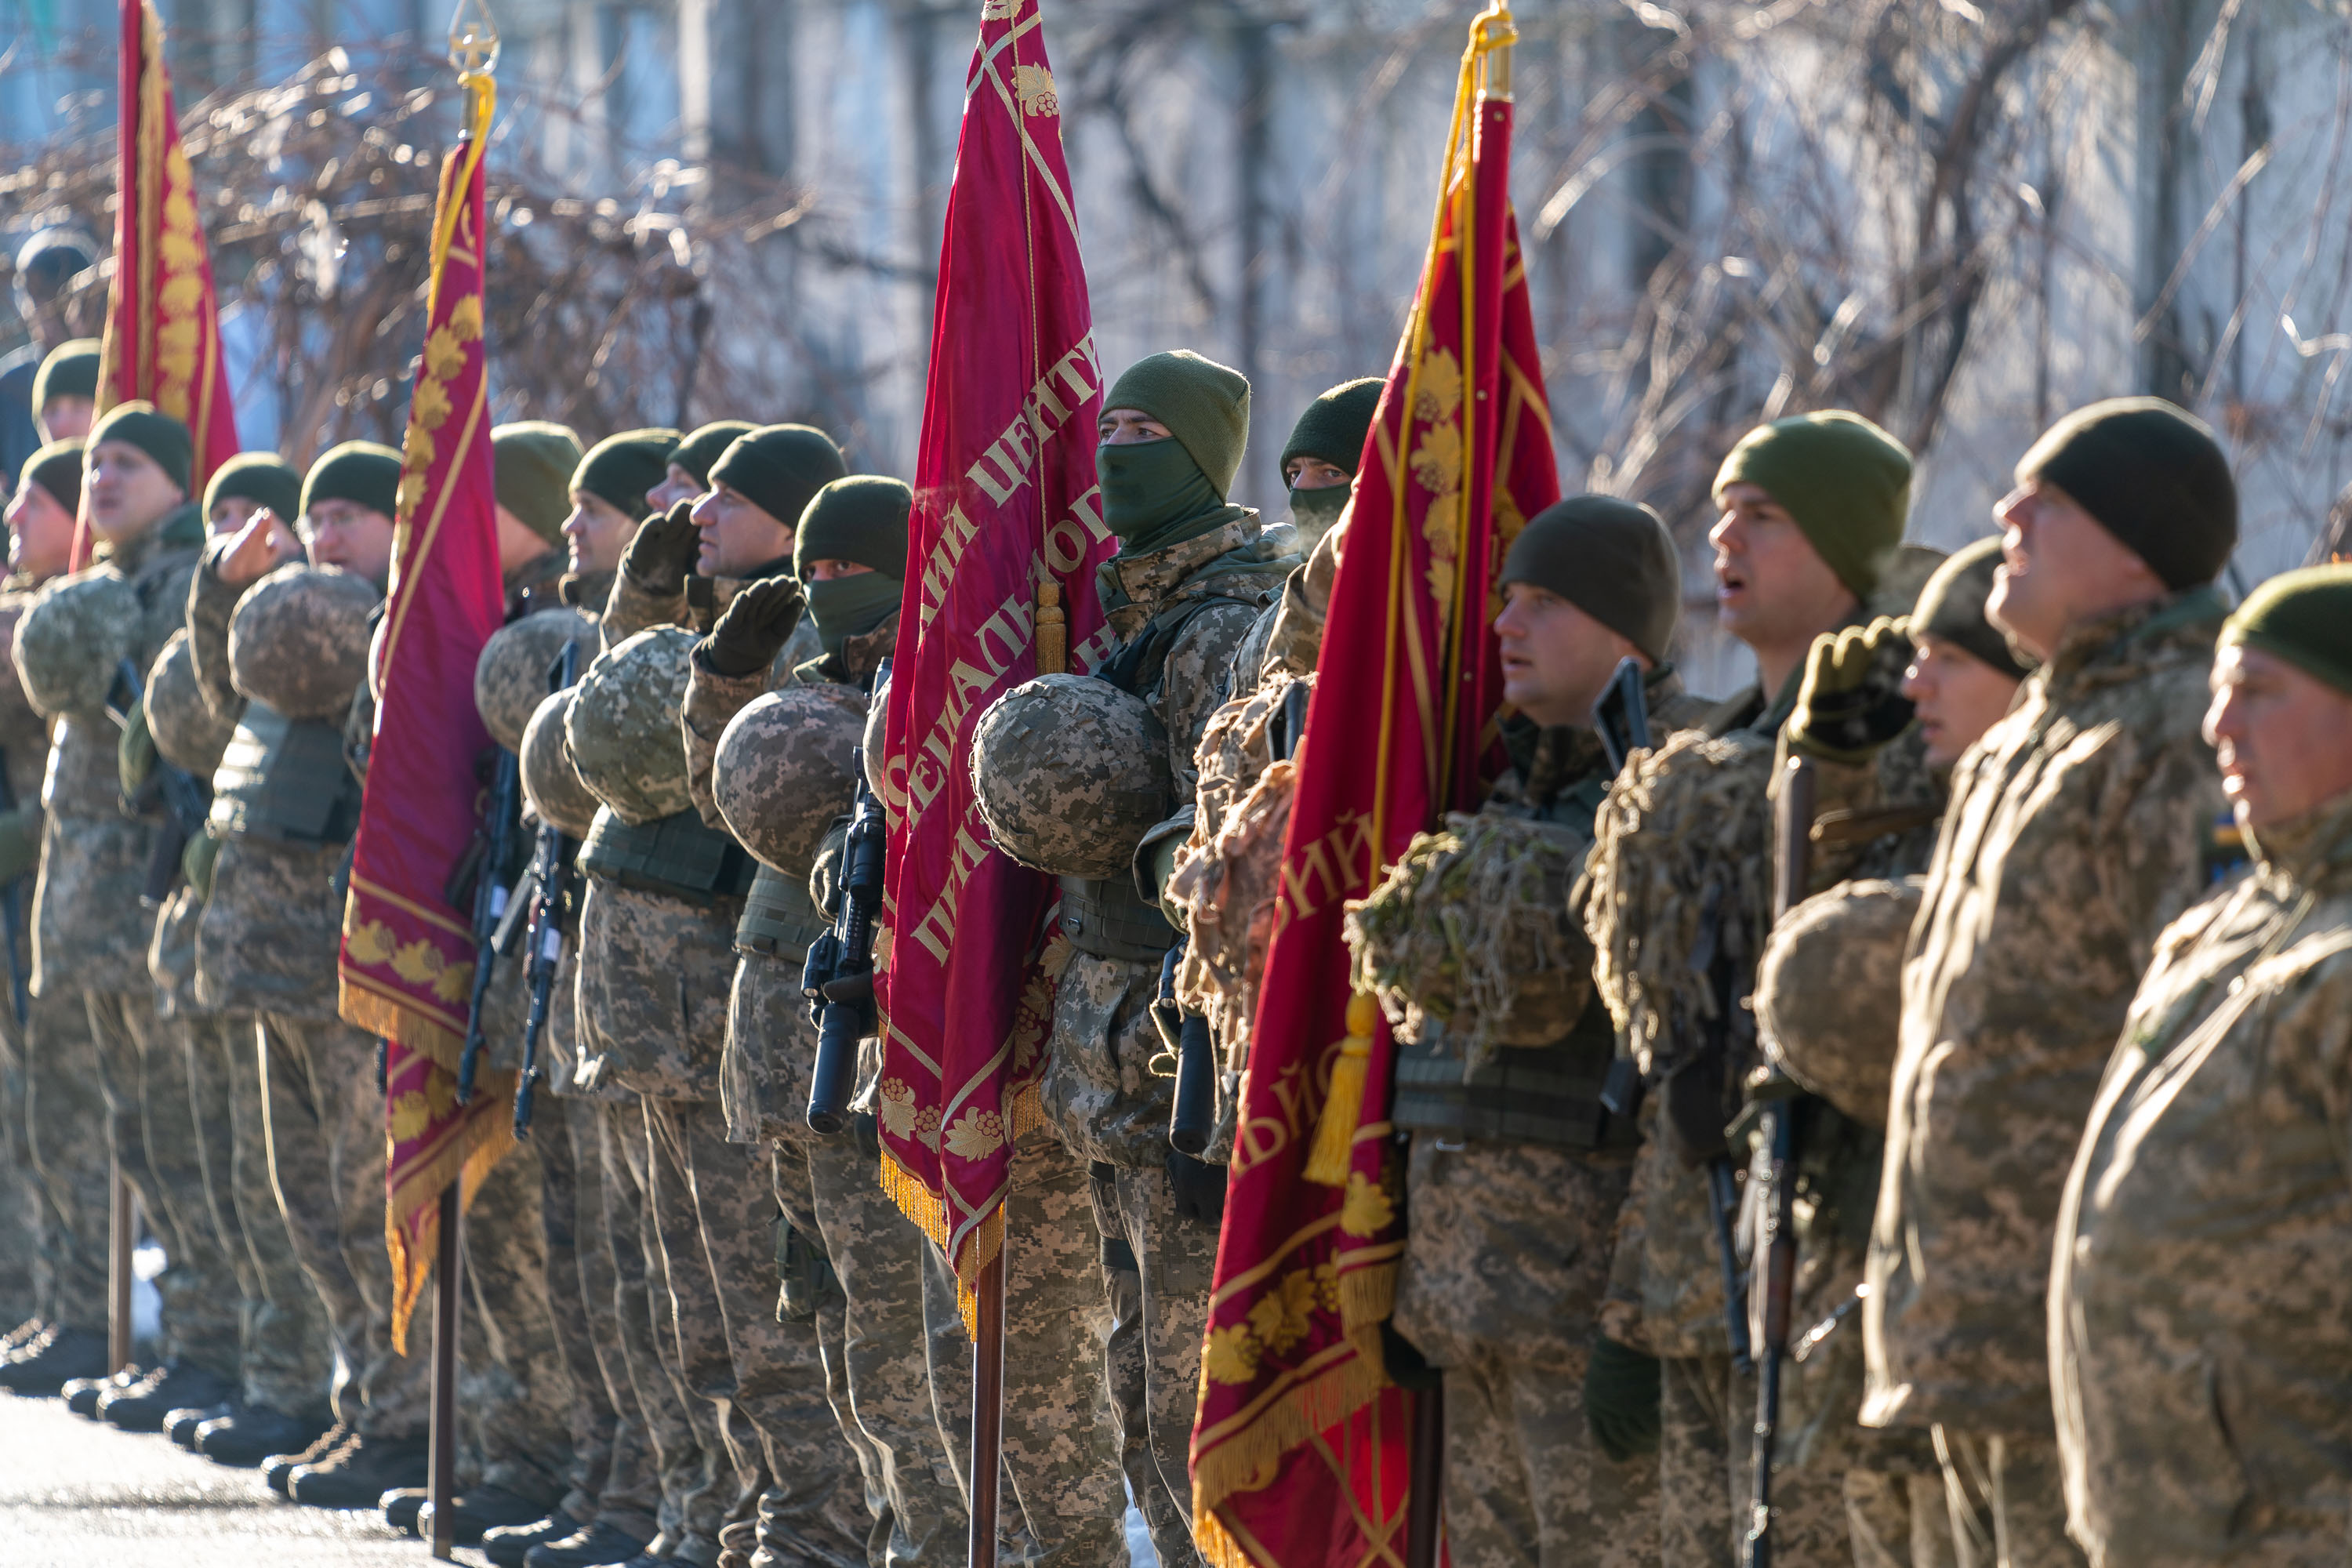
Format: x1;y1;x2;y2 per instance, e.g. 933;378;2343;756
258;1011;430;1438
1390;1139;1657;1568
18;986;109;1334
542;1094;652;1534
642;1095;866;1568
776;1121;971;1568
0;992;34;1327
1661;1351;1856;1566
188;1011;333;1417
1926;1428;2082;1568
1085;1161;1214;1568
1846;1469;1953;1568
927;1134;1128;1568
86;989;243;1377
597;1097;728;1554
459;1136;580;1508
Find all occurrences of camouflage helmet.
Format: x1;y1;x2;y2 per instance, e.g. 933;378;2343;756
970;673;1171;880
1754;877;1919;1127
713;685;867;874
13;570;138;720
564;626;695;826
145;628;237;773
227;564;381;720
474;608;597;753
521;686;601;838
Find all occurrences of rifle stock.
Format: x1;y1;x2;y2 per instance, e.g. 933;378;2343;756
456;748;521;1106
804;758;884;1136
512;639;583;1136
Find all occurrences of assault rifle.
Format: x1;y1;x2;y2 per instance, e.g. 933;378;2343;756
454;744;521;1106
1741;753;1817;1567
0;751;30;1029
803;757;885;1135
1160;942;1217;1157
510;641;583;1137
108;659;209;909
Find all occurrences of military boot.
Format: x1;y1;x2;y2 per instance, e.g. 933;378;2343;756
0;1326;105;1394
99;1359;237;1431
414;1486;550;1544
262;1419;354;1493
198;1404;331;1468
166;1399;238;1448
523;1520;658;1568
479;1508;582;1568
288;1431;430;1508
64;1363;146;1417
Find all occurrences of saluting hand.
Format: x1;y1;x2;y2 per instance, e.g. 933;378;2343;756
621;501;702;598
219;507;303;586
703;575;807;680
1787;615;1917;765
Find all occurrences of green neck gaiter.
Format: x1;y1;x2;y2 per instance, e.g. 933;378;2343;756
1102;438;1225;555
806;572;902;661
1287;484;1348;553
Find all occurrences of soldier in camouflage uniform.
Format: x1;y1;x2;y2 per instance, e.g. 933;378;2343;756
971;351;1298;1563
13;405;241;1420
561;422;858;1568
2049;565;2352;1568
494;421;590;619
1579;412;1915;1566
0;439;113;1390
1338;497;1700;1568
684;474;987;1568
1748;539;2030;1567
1865;400;2238;1565
1225;376;1381;694
179;439;434;1504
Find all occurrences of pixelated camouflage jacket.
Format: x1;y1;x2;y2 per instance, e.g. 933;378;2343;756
679;609;866;833
30;503;204;997
2049;789;2352;1566
1862;587;2228;1438
181;544;375;1022
1039;511;1298;1168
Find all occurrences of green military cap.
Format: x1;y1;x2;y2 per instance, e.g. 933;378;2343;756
2016;397;2236;591
1714;411;1912;597
1909;536;2031;681
2221;564;2352;699
1279;377;1384;477
492;420;585;542
88;401;193;495
1103;350;1252;499
666;420;757;488
20;440;83;517
31;338;100;415
203;451;303;524
709;424;848;530
301;441;403;520
793;475;912;580
572;428;681;525
1501;495;1682;666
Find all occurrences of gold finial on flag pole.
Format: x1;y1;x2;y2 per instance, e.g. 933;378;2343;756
448;0;501;135
1473;1;1515;102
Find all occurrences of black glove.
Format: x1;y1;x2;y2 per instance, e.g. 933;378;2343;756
1166;1148;1227;1228
620;501;702;598
1785;615;1917;765
704;575;808;678
1584;1335;1663;1462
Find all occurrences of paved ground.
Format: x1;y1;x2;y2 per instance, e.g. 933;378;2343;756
0;1392;439;1567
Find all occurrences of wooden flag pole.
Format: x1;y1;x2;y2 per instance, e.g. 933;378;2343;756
428;1182;463;1559
967;1252;1005;1568
107;1159;133;1374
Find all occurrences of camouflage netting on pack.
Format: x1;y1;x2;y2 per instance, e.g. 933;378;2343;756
1579;727;1777;1080
227;564;381;720
146;628;237;773
521;687;601;838
1345;812;1592;1080
1755;877;1921;1127
567;626;696;826
475;608;597;753
14;571;138;720
969;673;1171;880
713;684;866;875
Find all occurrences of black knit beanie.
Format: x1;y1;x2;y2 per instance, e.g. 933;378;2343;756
666;421;757;488
20;441;82;517
572;428;682;524
31;339;100;414
203;452;303;524
301;441;404;520
1500;495;1682;665
794;476;913;579
2015;397;2237;590
1279;378;1385;476
709;424;848;532
1909;536;2033;681
88;401;192;495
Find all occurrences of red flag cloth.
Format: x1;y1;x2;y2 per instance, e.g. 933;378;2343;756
1190;12;1558;1566
872;0;1115;1321
336;78;513;1352
85;0;241;568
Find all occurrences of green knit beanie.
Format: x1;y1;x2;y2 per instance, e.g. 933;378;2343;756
31;338;100;415
1103;350;1252;499
492;421;585;543
2015;397;2237;590
709;424;848;532
572;428;681;525
794;475;912;579
301;441;403;521
1501;495;1682;665
1910;536;2032;682
88;401;192;496
20;440;82;517
202;451;303;524
2220;564;2352;698
666;420;757;488
1279;377;1384;477
1713;411;1912;598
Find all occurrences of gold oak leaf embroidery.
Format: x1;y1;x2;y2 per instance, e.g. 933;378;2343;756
423;327;467;383
1413;347;1464;425
1243;1269;1319;1356
346;919;397;967
448;296;484;343
1410;420;1462;495
390;938;446;986
405;424;438;473
1339;1168;1395;1236
389;1091;431;1142
411;376;452;431
1202;1323;1259;1385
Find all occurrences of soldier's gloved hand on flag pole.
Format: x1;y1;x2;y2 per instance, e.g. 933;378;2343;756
621;499;700;597
703;574;807;677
